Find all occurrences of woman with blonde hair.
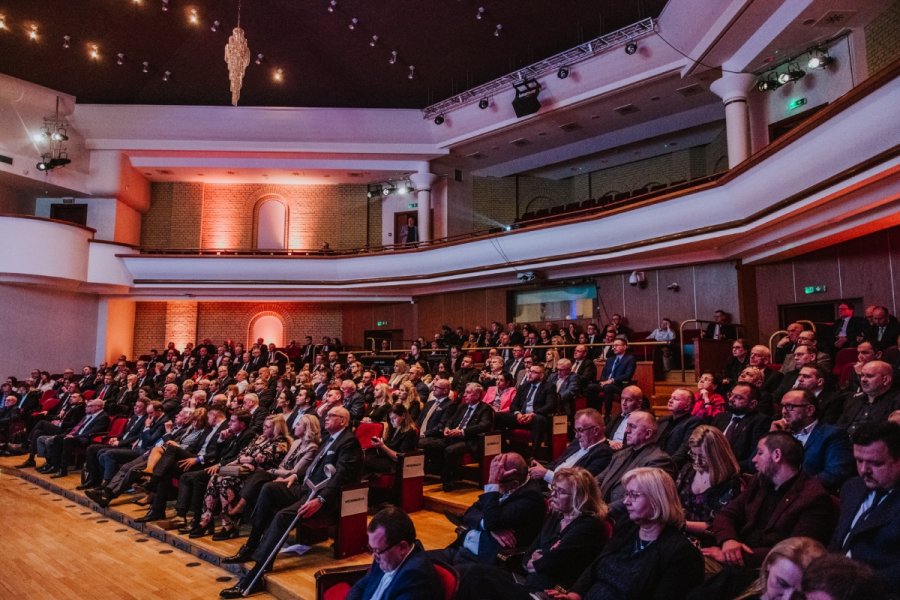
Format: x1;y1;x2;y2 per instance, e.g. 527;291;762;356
736;537;826;600
394;379;421;420
544;345;560;373
676;425;743;542
387;358;409;389
456;466;611;600
549;467;703;600
362;382;392;423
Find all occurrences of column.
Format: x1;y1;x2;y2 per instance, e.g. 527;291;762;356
709;73;757;168
409;170;439;243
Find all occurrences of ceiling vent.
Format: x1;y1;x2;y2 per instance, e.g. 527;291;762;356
156;169;173;175
614;104;639;115
510;138;532;147
558;121;582;132
346;172;364;178
814;10;856;27
0;154;12;165
676;83;704;97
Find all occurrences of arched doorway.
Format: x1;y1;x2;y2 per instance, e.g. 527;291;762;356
249;313;285;347
255;198;287;250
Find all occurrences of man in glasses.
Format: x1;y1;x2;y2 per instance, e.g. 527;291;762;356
495;364;558;457
347;507;442;600
712;382;771;473
529;408;612;483
771;389;854;493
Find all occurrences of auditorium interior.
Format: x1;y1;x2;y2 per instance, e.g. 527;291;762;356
1;0;899;598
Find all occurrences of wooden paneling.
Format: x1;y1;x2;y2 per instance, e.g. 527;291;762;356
839;230;894;309
623;275;659;332
793;246;841;301
596;273;625;325
755;262;797;335
657;266;697;327
693;262;740;325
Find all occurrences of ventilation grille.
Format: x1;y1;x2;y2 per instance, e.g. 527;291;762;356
676;84;704;97
614;104;639;115
814;10;856;27
510;138;532;147
559;121;582;132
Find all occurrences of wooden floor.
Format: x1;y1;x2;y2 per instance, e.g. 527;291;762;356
0;455;467;600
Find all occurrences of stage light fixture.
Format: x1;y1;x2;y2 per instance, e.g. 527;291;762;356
777;65;805;85
625;41;638;55
512;78;541;118
478;98;489;110
62;35;70;49
434;114;445;125
756;75;781;92
557;66;569;79
807;49;833;70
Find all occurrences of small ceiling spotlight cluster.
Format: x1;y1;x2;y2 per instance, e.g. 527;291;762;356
366;179;416;198
756;46;834;92
325;1;417;81
34;97;72;172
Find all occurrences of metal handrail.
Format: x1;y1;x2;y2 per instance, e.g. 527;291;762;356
768;330;788;357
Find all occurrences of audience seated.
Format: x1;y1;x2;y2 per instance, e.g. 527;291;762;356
838;360;900;436
733;536;826;600
494;364;558;455
528;408;612;483
363;404;418;477
550;467;704;600
604;385;644;450
712;383;771;473
430;453;545;567
657;388;703;461
597;339;636;417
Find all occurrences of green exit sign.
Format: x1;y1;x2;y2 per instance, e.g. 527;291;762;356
376;320;389;327
804;285;827;294
788;97;808;111
407;202;418;209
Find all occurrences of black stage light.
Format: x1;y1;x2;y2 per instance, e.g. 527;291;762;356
434;114;445;125
625;42;638;55
512;78;541;118
478;98;489;110
557;66;569;79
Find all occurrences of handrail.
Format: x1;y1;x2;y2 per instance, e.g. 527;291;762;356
768;330;788;357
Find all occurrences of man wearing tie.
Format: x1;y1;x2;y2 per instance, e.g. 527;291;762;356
865;306;900;351
833;302;868;351
421;383;493;491
505;345;527;382
495;365;558;456
829;421;900;588
416;378;455;441
598;339;636;417
42;399;111;477
711;383;771;472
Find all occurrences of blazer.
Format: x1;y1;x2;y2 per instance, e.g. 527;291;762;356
656;412;703;457
572;358;598;384
443;401;493;440
547;372;581;405
712;411;771;472
547;439;613;477
524;511;611;590
801;421;854;493
347;541;442;600
303;427;364;509
837;389;900;435
597;443;676;516
711;471;837;568
704;322;737;340
830;477;900;588
509;381;557;416
70;410;112;443
600;353;636;388
832;316;868;344
454;478;546;564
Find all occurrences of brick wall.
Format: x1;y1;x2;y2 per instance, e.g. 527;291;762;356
143;182;370;250
166;301;198;350
196;303;342;348
133;302;167;357
866;0;900;76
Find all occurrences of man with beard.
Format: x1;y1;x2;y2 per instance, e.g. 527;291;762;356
712;383;771;472
838;360;900;436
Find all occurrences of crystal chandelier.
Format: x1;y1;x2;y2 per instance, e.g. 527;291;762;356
225;0;251;106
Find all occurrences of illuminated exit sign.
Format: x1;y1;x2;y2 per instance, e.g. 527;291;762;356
804;285;827;294
376;320;390;327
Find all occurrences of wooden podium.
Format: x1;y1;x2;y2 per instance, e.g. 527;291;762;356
692;338;733;378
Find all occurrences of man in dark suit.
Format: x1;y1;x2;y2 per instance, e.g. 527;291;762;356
830;421;900;588
865;306;900;351
596;410;675;520
79;398;148;489
24;392;86;469
415;378;455;440
604;385;644;449
94;373;119;404
219;406;363;598
348;507;442;600
712;382;771;472
420;382;493;491
241;393;268;434
704;309;737;340
547;358;581;422
770;389;854;493
339;380;366;426
833;301;868;351
838;360;900;436
432;452;545;566
495;364;558;452
504;345;527;381
43;399;111;477
451;355;481;399
571;344;599;408
598;338;636;416
529;408;612;482
709;432;838;569
791;364;844;425
656;388;703;462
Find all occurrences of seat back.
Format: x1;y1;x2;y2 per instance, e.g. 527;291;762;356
432;559;459;600
355;422;386;450
106;416;128;438
39;389;57;403
833;347;858;376
41;397;61;413
82;389;96;400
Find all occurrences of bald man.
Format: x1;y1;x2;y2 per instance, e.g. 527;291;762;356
838;361;900;436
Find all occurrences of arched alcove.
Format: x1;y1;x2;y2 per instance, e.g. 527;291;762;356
248;312;285;347
254;196;288;250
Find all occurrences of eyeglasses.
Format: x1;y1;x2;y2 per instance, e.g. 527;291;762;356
623;491;643;500
548;486;572;496
780;403;811;411
367;540;400;557
574;425;599;434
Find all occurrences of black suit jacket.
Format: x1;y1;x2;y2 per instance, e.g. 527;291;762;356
215;428;256;465
865;317;900;350
600;353;636;388
510;381;558;416
548;439;613;477
547;372;581;405
348;541;441;600
830;478;900;587
303;427;363;509
656;412;703;457
704;322;737;340
69;411;112;443
416;397;457;438
572;359;597;385
712;410;771;472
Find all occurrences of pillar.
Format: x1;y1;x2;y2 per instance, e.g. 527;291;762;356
709;73;757;168
409;170;439;243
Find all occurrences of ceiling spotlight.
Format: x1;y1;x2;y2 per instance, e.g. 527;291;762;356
62;35;70;49
625;41;638;55
161;0;169;12
777;65;805;85
397;181;414;194
89;43;100;60
383;183;395;195
142;61;150;73
366;186;383;199
117;52;125;65
557;66;569;79
210;20;219;32
369;34;378;47
807;49;833;70
51;127;68;142
434;114;445;125
348;17;358;30
389;50;398;65
478;98;490;109
494;24;503;37
188;8;199;25
327;0;337;13
162;70;171;81
272;68;283;82
255;53;264;65
408;65;415;80
36;159;51;171
756;75;781;92
476;7;485;20
28;24;38;41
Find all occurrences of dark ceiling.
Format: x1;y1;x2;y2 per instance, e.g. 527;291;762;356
0;0;667;109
